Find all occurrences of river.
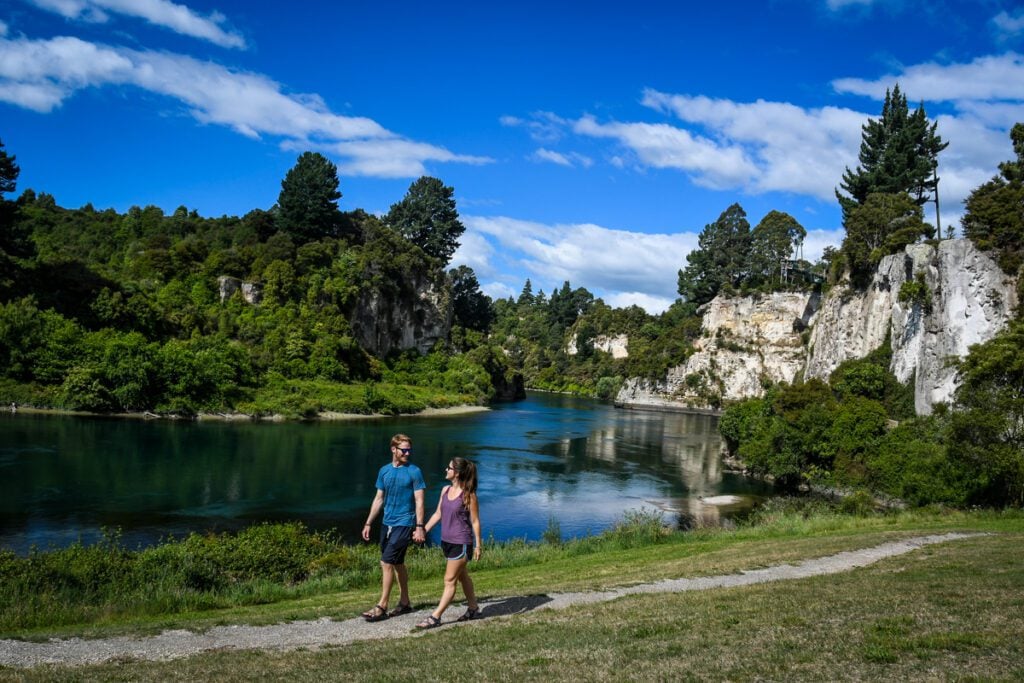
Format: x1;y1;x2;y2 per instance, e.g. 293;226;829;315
0;393;772;554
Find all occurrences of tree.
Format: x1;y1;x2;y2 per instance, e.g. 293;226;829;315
961;123;1024;275
277;152;343;243
449;265;493;332
677;203;750;305
841;192;931;287
386;176;464;265
836;84;947;223
748;210;806;287
948;320;1024;506
0;138;34;267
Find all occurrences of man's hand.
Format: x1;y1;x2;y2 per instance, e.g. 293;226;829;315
413;527;426;544
361;523;371;542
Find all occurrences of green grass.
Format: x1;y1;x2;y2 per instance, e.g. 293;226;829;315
2;507;1023;681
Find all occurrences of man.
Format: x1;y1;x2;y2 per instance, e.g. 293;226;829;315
361;433;426;621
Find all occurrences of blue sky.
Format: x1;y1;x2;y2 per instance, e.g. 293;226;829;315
1;1;1022;312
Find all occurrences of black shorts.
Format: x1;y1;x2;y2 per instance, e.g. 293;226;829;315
441;541;473;561
379;525;413;565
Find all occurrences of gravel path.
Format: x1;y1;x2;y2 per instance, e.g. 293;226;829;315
0;532;981;669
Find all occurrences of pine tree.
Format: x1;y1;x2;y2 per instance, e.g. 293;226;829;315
836;85;947;223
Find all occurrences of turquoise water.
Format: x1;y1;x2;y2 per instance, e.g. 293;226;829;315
0;393;772;554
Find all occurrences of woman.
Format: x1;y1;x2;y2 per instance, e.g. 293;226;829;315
416;457;482;628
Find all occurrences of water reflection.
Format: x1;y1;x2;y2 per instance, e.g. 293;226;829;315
0;394;773;553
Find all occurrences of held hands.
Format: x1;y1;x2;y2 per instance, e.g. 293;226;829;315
413;527;426;544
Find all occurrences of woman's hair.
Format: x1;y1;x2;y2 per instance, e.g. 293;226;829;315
450;457;477;505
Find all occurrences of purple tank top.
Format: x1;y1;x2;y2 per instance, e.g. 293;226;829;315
440;487;473;544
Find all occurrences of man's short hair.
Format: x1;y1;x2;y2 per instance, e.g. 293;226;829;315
390;433;412;448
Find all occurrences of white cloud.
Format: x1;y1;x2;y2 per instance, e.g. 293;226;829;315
574;114;758;190
832;52;1024;104
639;90;864;200
461;215;700;313
530;148;593;168
604;291;677;314
826;0;875;9
993;10;1024;41
0;34;491;177
450;228;497;279
500;110;571;143
27;0;246;49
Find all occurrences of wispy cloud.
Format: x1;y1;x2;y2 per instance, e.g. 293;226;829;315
530;147;593;168
993;9;1024;41
500;111;571;143
637;90;864;199
825;0;876;9
0;34;491;177
26;0;246;48
574;113;760;190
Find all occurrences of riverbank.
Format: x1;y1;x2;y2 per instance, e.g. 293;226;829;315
1;507;1021;680
5;404;490;422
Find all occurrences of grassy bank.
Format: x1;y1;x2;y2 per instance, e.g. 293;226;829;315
2;504;1023;680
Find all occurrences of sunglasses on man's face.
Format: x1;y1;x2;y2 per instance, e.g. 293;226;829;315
397;447;412;455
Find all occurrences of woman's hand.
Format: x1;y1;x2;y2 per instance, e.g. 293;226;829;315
473;545;481;561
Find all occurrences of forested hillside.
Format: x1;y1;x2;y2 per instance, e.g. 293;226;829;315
0;147;512;417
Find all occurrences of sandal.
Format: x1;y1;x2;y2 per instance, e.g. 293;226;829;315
362;604;389;622
389;602;413;617
456;607;481;622
415;615;441;629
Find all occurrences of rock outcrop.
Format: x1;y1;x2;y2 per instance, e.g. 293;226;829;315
567;333;630;359
617;292;818;409
806;239;1017;413
349;271;452;357
616;239;1018;415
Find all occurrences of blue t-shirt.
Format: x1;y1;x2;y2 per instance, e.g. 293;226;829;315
375;462;426;526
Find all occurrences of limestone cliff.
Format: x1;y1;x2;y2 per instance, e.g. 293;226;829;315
806;239;1017;413
616;239;1018;415
616;292;819;410
349;271;452;357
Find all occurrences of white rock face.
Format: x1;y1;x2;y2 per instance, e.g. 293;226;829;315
616;292;819;409
567;333;629;359
617;239;1018;415
807;239;1017;413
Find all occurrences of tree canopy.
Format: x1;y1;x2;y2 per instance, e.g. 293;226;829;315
276;152;343;243
961;123;1024;275
386;176;464;265
677;203;751;305
747;210;806;287
841;192;932;287
836;84;947;224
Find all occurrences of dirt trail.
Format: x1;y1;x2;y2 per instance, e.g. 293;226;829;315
0;532;981;669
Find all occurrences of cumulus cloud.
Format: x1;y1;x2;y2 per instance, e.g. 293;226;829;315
456;215;700;313
27;0;246;48
0;34;491;177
